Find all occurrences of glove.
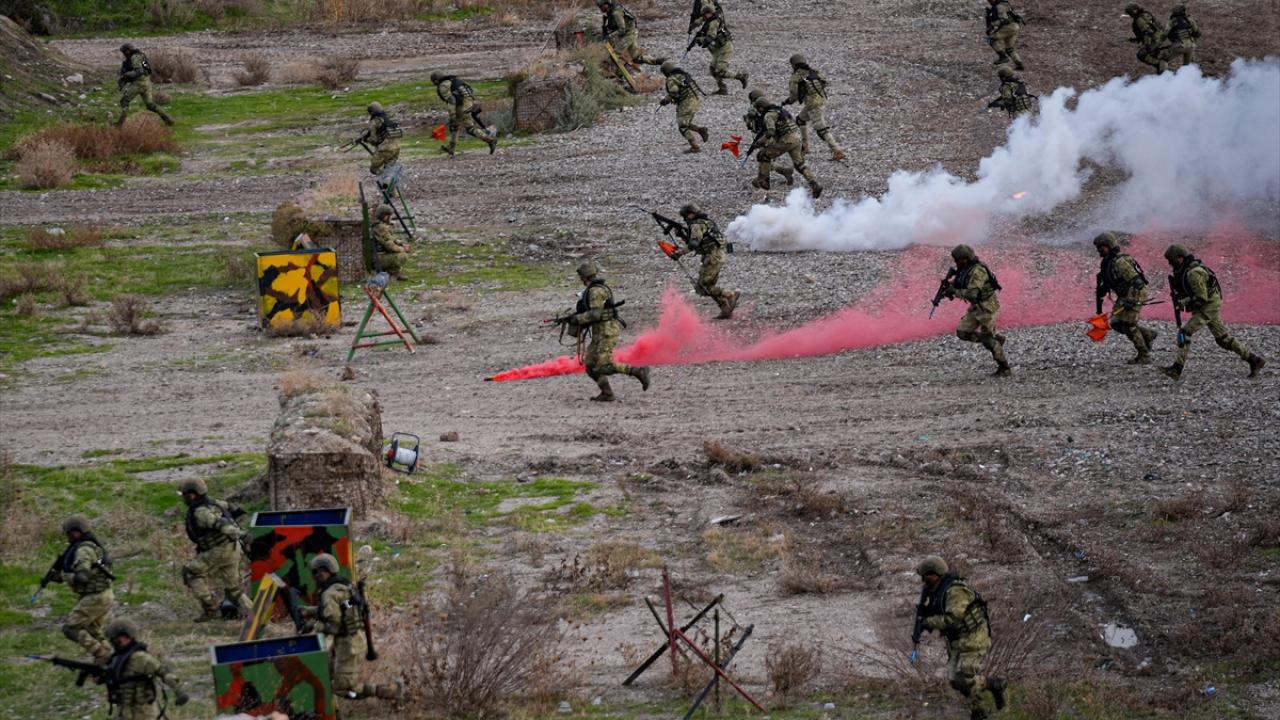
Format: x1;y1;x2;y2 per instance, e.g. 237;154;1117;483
659;98;671;106
42;567;61;585
173;689;189;706
781;99;794;106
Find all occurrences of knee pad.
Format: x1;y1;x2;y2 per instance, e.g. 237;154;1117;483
950;676;974;695
1215;335;1236;350
181;566;197;585
62;624;80;641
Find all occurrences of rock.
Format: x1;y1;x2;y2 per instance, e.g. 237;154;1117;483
708;467;731;484
34;91;58;104
439;431;459;442
1101;623;1139;648
46;227;65;236
64;73;84;84
340;365;357;381
709;514;742;526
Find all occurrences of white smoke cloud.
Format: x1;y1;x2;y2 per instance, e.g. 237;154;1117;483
727;59;1280;251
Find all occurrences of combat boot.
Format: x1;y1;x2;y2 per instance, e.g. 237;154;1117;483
194;601;221;623
1128;352;1151;365
1247;354;1266;378
809;180;823;199
714;295;734;320
439;145;454;157
696;126;709;142
1159;362;1183;380
993;361;1012;377
713;82;729;95
779;168;795;186
486;134;497;154
751;177;770;191
685;143;702;154
374;681;403;700
630;366;650;391
989;677;1008;710
590;390;616;402
738;72;748;88
832;148;847;161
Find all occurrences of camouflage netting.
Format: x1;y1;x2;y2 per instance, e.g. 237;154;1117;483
265;383;386;518
270;201;368;282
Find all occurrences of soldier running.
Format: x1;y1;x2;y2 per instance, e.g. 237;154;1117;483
116;43;174;127
1166;5;1201;68
914;556;1008;720
744;90;793;184
43;515;115;663
984;0;1025;70
362;101;402;178
565;262;650;402
371;205;411;279
660;61;708;153
673;204;740;319
1160;245;1265;380
598;0;661;66
783;54;846;161
687;0;723;35
1093;232;1158;364
749;95;822;198
178;478;252;622
690;6;747;94
939;244;1011;376
1125;3;1171;74
102;620;189;720
301;554;401;702
431;72;497;156
987;66;1035;118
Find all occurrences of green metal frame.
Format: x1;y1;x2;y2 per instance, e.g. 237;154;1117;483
346;285;420;361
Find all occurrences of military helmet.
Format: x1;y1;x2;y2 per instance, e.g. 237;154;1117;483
374;204;394;220
576;261;600;282
747;89;764;102
916;555;949;577
62;515;91;534
119;42;136;53
309;553;340;575
367;101;383;115
997;66;1015;79
178;478;208;496
660;60;677;76
753;96;771;109
789;54;807;68
1124;3;1141;15
1164;244;1191;262
680;203;704;218
1093;232;1119;250
106;619;140;640
1171;4;1186;15
950;244;977;262
430;72;444;84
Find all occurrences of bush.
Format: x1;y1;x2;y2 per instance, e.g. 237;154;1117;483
108;294;163;336
149;49;200;83
15;139;76;189
14;293;39;317
556;45;636;131
0;262;60;302
704;439;760;473
15;117;178;163
766;642;821;698
56;276;91;307
234;51;271;86
25;226;104;251
148;0;196;28
316;56;359;89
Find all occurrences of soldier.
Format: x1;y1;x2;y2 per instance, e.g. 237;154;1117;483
660;61;708;153
566;262;650;401
178;478;252;622
1160;245;1265;380
371;204;411;279
986;66;1036;118
598;0;661;66
674;204;740;319
744;90;793;184
1125;3;1171;74
940;244;1011;376
1166;5;1201;68
914;556;1007;720
301;554;401;701
688;0;723;35
362;101;402;178
43;515;115;663
690;6;747;95
749;95;822;198
1093;232;1158;364
985;0;1025;70
102;619;188;720
431;72;497;157
116;43;174;127
783;54;846;161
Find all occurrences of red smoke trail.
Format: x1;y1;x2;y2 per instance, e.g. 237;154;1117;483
487;231;1279;381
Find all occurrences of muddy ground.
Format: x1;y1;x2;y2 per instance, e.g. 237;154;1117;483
2;1;1279;718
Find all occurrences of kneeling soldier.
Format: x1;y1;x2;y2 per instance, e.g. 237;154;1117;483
102;619;188;720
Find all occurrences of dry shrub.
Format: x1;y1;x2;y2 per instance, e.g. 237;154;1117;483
704;439;760;474
297;171;359;215
108;295;163;335
316;56;359;89
544;540;659;593
149;49;200;83
405;558;564;717
148;0;196;28
15;139;76;189
278;362;330;400
766;642;821;698
16;117;177;163
0;262;60;302
14;294;39;317
223;253;254;284
557;45;637;131
277;59;320;85
56;276;91;307
0;450;44;561
196;0;262;19
703;525;785;573
309;0;419;24
1152;490;1202;522
778;550;838;596
234;51;271;86
25;226;104;251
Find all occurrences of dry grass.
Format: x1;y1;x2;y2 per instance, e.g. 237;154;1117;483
14;294;39;317
196;0;262;20
544;540;660;593
0;262;62;302
149;49;200;84
108;295;163;336
0;450;44;562
15;139;76;189
1151;490;1203;522
56;276;91;307
234;51;271;86
298;171;359;215
766;642;821;699
317;56;360;89
703;525;785;573
24;226;104;252
703;439;760;474
15;117;178;164
277;59;321;85
278;361;331;400
778;549;838;596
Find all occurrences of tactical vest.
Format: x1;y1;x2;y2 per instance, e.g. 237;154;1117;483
1006;80;1034;112
185;497;236;552
922;575;991;642
320;577;365;637
762;105;797;138
670;70;698;102
437;77;475;106
1134;12;1165;43
1169;14;1196;42
603;4;637;35
986;2;1021;33
956;261;1002;301
689;217;724;251
1172;257;1222;305
795;66;827;102
1100;253;1148;295
576;279;624;326
743;108;761;134
699;18;731;45
121;52;152;81
107;643;157;707
370;112;403;143
59;536;113;595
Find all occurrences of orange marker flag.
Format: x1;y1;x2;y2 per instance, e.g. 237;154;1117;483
1086;314;1110;342
432;124;448;141
721;133;742;158
657;240;679;259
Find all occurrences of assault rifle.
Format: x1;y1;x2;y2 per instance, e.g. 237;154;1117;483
339;135;371;154
739;132;765;167
1095;271;1108;316
649;211;690;245
28;655;106;687
1168;274;1186;347
280;586;309;634
929;267;958;319
33;562;60;602
909;585;931;664
355;579;378;661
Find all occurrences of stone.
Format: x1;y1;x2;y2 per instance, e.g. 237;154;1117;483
439;431;459;442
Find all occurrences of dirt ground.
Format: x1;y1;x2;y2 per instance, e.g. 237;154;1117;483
2;1;1279;718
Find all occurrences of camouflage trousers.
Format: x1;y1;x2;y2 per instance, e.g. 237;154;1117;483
448;108;490;152
116;700;159;720
676;97;703;147
696;246;730;301
63;589;113;661
948;647;992;714
330;632;396;699
369;139;400;176
380;251;408;276
611;30;659;65
118;79;172;126
1168;39;1197;66
988;23;1023;66
1137;42;1171;73
1110;292;1153;359
708;40;745;92
183;542;252;615
957;303;1008;365
584;321;635;394
797;101;844;156
1174;299;1252;367
758;132;817;187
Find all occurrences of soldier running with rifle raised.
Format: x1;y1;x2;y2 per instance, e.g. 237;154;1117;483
650;205;740;319
548;262;651;402
38;515;116;663
1093;232;1158;365
745;95;822;198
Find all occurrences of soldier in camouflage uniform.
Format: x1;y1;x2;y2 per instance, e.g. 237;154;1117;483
1094;232;1158;364
783;54;846;161
744;90;793;184
915;556;1007;720
179;478;252;622
690;7;747;95
987;66;1035;118
362;101;402;177
1125;3;1171;74
431;72;497;156
116;43;174;127
43;515;115;663
102;619;188;720
371;204;410;279
674;204;740;319
940;244;1011;376
750;95;822;198
688;0;722;35
567;262;650;402
660;61;708;153
598;0;661;66
1166;5;1201;68
1160;245;1265;380
985;0;1025;70
301;554;401;702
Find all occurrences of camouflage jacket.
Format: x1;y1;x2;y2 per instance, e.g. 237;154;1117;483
952;261;1001;311
686;217;724;255
107;643;179;708
57;538;112;595
920;576;991;653
1099;253;1148;300
317;578;364;637
1168;12;1200;43
1171;259;1222;310
787;65;828;105
570;280;622;330
185;497;242;552
373;221;408;255
1132;11;1166;48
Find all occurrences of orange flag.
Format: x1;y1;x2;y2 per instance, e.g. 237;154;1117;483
657;240;679;259
432;124;448;141
721;133;742;158
1086;314;1110;342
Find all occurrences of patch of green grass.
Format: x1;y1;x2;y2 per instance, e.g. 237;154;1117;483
419;6;494;22
392;238;560;292
394;463;594;528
